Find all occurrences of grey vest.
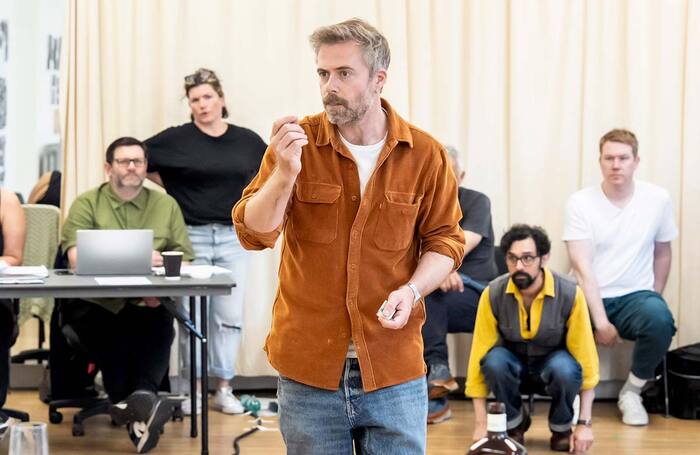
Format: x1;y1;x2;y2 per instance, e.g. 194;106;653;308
488;271;577;358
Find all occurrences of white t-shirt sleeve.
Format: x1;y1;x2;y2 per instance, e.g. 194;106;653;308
563;195;592;241
655;194;678;242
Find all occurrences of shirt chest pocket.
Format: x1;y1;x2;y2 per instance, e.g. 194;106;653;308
534;313;567;347
373;191;421;251
291;182;342;244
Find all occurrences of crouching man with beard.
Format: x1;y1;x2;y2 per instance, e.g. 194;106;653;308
466;224;599;453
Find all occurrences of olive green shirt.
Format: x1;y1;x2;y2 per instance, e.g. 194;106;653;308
61;183;194;313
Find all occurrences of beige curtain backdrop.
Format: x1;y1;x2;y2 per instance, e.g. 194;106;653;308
61;0;700;378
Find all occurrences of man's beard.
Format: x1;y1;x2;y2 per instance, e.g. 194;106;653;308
323;91;372;126
511;271;536;290
114;174;144;190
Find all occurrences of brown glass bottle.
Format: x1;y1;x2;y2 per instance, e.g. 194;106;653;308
467;402;527;455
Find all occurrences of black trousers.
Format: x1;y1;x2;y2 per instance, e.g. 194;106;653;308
421;286;480;367
67;301;174;403
0;299;17;408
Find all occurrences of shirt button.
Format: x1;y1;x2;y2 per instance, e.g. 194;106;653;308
312;194;317;199
351;195;358;201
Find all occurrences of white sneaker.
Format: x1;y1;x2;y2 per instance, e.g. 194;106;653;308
618;391;649;426
213;387;244;414
181;392;202;416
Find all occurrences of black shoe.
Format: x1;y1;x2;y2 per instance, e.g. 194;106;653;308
550;429;572;452
507;408;531;446
110;390;158;426
127;397;173;453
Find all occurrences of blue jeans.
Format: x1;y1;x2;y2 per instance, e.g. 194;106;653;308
480;347;581;432
277;359;427;454
179;224;250;381
603;290;676;380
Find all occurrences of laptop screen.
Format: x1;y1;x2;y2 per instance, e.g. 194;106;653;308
75;229;153;275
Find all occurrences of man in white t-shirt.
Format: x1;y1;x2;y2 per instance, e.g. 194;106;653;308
563;128;677;427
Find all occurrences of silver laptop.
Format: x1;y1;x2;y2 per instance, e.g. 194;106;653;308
76;229;153;275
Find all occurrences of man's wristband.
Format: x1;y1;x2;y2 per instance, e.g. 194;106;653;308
406;282;421;304
576;419;592;427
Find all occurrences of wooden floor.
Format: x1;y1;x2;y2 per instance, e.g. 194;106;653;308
1;391;698;454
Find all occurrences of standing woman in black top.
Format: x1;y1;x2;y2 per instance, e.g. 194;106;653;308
0;189;26;419
146;68;266;415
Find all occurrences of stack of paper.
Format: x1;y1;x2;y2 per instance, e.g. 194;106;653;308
0;265;49;284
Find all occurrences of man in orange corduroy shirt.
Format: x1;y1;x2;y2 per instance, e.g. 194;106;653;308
232;18;464;455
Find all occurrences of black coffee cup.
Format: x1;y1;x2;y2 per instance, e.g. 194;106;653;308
162;251;184;280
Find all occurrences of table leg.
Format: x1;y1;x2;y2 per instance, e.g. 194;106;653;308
200;295;209;455
189;296;198;437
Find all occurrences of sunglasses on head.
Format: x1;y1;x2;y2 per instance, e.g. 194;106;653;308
184;69;217;86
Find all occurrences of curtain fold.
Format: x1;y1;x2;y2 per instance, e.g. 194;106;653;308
60;0;700;376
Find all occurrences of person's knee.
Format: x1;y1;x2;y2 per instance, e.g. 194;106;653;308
549;359;582;388
481;347;520;379
638;295;676;341
542;353;583;389
213;309;243;333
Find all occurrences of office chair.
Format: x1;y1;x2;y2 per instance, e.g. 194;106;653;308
48;299;183;437
12;205;60;367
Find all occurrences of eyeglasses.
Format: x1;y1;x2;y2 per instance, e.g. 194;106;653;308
184;69;217;86
113;158;146;168
505;253;539;266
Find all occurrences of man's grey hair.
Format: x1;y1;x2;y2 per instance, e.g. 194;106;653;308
309;18;391;76
445;145;463;173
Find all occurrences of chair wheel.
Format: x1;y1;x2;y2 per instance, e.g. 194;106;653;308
49;410;63;424
72;423;85;437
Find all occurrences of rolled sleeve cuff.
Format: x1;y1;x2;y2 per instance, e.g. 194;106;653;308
422;242;463;271
231;203;281;250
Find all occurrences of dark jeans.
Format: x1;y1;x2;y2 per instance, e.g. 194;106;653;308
603;290;676;380
0;300;16;408
69;300;174;403
481;347;582;432
422;277;481;366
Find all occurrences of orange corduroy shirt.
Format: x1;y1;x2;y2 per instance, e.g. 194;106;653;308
232;99;465;392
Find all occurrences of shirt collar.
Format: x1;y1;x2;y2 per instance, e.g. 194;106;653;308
101;182;148;210
314;98;414;149
505;267;556;301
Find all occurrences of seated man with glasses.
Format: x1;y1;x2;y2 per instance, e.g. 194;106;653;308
466;224;598;453
61;136;194;454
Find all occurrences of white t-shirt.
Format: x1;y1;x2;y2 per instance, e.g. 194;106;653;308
339;133;385;197
339;132;386;358
563;180;678;299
